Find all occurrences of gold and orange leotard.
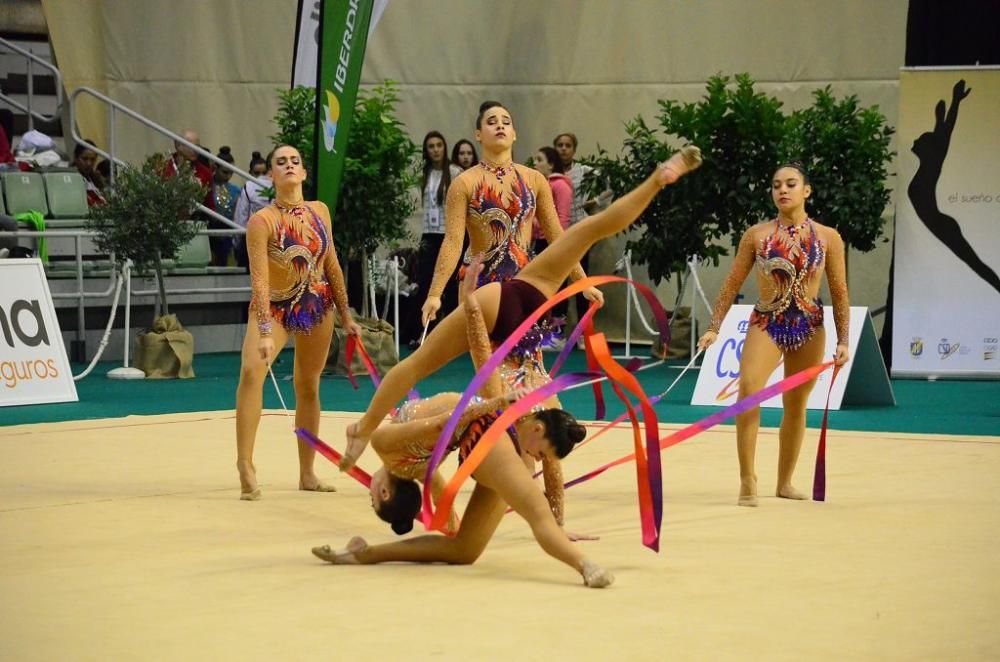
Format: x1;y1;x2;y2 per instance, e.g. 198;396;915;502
428;163;583;393
708;218;849;351
429;162;586;299
247;201;351;335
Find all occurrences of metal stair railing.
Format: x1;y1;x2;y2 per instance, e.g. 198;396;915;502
0;36;65;131
69;86;269;230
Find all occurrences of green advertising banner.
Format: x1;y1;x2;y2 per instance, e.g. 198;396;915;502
314;0;374;211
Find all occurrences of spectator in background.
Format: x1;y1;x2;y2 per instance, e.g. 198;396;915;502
166;129;214;211
248;151;268;178
403;131;463;346
0;121;14;165
72;139;107;206
530;145;573;327
233;150;274;270
531;146;572;243
209;146;241;266
554;132;610;325
96;158;112;183
451;138;478;170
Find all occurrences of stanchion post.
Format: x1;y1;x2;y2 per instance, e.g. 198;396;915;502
107;261;145;379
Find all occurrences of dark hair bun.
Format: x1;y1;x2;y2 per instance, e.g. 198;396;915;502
569;424;587;445
252;150;262;159
391;519;414;535
219;146;232;155
479;100;502;114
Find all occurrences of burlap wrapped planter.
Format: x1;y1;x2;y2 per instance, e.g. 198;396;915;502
136;314;195;379
326;316;398;377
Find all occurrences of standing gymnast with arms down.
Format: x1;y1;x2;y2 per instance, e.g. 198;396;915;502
234;145;361;500
697;163;850;507
420;101;604;527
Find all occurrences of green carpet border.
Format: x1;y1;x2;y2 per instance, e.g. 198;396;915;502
2;350;998;436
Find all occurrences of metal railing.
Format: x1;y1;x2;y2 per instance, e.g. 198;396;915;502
68;86;269;230
2;227;408;360
0;37;65;131
0;227;249;351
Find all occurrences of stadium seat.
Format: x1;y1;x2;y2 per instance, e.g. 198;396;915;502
2;171;49;216
42;172;89;219
170;223;211;274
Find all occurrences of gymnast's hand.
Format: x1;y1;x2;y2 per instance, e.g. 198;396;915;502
697;330;718;352
565;530;600;542
462;253;486;306
258;335;276;364
833;343;849;367
344;318;363;338
581;286;604;307
420;296;441;326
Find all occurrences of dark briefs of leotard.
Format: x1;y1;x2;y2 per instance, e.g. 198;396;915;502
489;280;553;344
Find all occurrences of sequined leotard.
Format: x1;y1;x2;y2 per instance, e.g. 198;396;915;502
247;201;351;335
708;218;850;351
428;163;583;395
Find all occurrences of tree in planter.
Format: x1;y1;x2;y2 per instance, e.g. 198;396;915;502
582;74;786;285
583;75;895;284
86;153;205;320
781;87;895;254
270;80;419;315
86;154;205;378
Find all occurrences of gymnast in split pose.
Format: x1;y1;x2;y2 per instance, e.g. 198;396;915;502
340;144;702;465
312;258;609;585
235;145;360;500
697;163;850;507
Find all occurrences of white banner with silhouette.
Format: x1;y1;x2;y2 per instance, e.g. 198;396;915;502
0;259;78;407
892;68;1000;378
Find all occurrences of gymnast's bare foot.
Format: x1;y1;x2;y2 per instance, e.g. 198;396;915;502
312;536;369;564
738;476;758;507
237;459;261;501
656;145;703;186
299;473;337;493
776;484;807;500
340;422;369;472
581;559;615;588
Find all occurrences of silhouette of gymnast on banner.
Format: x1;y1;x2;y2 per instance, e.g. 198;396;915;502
907;79;1000;295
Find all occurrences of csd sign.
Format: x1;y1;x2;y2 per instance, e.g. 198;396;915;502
0;259;77;407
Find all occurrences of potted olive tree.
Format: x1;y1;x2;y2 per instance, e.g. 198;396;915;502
86;153;204;378
586;74;894;281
